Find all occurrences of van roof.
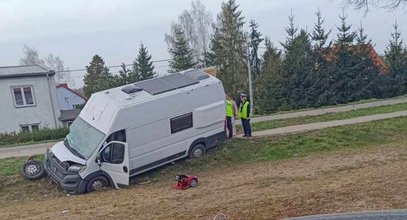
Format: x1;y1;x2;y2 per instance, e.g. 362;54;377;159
80;69;221;134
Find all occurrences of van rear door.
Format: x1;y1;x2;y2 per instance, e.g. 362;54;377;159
99;141;129;188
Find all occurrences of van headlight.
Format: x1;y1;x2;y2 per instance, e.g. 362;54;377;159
68;165;86;173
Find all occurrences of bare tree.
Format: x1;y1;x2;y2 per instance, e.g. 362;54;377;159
165;0;213;67
19;45;74;87
20;45;45;65
346;0;406;11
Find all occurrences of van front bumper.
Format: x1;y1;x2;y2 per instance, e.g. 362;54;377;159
44;150;87;194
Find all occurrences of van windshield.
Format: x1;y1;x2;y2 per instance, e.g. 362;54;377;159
65;117;105;160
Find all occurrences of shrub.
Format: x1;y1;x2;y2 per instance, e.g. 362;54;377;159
0;128;69;146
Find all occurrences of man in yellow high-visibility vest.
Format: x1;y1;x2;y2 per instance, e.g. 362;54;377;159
239;93;252;137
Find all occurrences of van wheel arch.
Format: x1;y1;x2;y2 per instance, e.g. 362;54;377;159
84;171;114;190
188;141;206;159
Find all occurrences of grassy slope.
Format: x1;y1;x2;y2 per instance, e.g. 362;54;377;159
238;102;407;133
1;117;407;205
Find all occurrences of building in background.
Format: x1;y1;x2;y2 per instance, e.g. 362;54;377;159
0;64;62;133
56;83;87;110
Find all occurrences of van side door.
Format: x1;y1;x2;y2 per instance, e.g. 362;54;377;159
99;141;129;188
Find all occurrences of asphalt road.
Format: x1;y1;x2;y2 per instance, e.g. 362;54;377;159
285;209;407;220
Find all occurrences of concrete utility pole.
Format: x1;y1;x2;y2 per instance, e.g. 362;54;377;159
246;44;254;115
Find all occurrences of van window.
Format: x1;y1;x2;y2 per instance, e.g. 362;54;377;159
106;130;126;143
102;143;125;164
170;113;193;134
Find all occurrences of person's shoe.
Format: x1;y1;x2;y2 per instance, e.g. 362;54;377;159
246;135;252;138
243;135;247;137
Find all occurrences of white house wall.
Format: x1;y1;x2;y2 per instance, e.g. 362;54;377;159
56;87;86;110
0;76;62;133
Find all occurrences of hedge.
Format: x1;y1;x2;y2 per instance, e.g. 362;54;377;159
0;128;69;146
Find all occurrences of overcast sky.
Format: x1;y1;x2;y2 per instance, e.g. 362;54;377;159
0;0;406;88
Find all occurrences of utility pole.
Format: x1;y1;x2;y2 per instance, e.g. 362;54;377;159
246;44;254;115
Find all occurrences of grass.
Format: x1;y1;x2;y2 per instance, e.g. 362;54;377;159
1;116;407;204
237;102;407;133
0;155;44;176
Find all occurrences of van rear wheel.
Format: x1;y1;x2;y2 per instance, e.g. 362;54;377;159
86;176;109;193
189;143;205;159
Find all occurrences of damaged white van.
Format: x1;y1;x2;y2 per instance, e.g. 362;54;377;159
44;70;226;194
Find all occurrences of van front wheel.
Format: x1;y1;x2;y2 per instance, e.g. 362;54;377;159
86;176;109;193
189;143;205;159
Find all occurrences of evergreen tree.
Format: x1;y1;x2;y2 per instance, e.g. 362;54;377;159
336;12;356;46
83;55;115;97
211;0;247;96
116;63;132;86
249;20;263;79
167;24;197;72
133;43;156;81
281;29;316;109
385;21;407;95
256;38;284;113
311;10;331;50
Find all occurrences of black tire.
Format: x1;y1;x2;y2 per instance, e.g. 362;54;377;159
190;178;198;187
21;160;46;180
86;176;109;193
189;143;206;159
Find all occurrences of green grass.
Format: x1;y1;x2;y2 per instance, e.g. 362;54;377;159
137;116;407;182
0;155;43;176
238;102;407;133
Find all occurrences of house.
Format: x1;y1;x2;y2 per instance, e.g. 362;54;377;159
0;64;62;133
56;83;87;110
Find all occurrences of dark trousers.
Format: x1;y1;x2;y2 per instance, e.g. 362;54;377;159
226;116;233;138
241;118;252;137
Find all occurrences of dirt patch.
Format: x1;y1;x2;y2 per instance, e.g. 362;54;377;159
1;144;407;219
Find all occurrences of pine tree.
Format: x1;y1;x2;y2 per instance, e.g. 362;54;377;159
282;29;315;109
211;0;247;96
117;63;132;86
133;43;156;81
255;38;284;113
385;21;407;95
167;24;197;72
249;20;263;79
336;12;356;46
311;10;331;50
83;55;114;97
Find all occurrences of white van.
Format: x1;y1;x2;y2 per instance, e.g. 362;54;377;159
44;70;226;194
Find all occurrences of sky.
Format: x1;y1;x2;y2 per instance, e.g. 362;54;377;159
0;0;406;88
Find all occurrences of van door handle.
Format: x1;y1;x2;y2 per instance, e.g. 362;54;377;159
123;166;128;173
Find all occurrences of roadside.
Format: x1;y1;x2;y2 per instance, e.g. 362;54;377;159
3;110;407;159
238;102;407;133
2;116;407;219
236;95;407;125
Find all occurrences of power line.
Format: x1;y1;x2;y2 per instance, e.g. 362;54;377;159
57;58;171;73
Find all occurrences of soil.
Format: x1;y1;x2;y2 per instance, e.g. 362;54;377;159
1;143;407;220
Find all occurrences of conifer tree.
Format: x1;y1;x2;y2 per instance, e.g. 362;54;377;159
210;0;247;96
133;43;156;81
249;20;263;79
83;55;114;97
167;24;197;72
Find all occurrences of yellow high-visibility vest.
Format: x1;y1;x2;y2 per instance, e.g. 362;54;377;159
226;100;234;117
240;101;250;119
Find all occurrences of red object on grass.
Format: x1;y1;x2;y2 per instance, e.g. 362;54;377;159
172;174;198;190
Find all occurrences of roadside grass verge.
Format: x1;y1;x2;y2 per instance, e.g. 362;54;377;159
1;116;407;204
237;102;407;133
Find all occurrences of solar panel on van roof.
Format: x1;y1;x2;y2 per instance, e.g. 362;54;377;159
134;78;176;95
160;73;199;89
134;73;200;95
184;69;210;80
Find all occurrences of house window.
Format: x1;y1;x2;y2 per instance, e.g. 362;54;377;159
21;126;30;132
171;113;193;134
12;86;35;107
20;124;40;133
